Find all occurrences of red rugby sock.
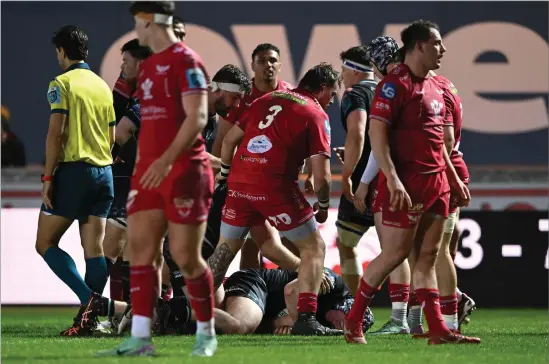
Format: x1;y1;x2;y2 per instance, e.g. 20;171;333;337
440;294;458;316
130;265;158;319
185;268;214;322
297;292;318;314
415;288;451;336
347;279;378;322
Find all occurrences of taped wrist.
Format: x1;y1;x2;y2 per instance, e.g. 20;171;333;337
220;162;231;178
318;199;330;210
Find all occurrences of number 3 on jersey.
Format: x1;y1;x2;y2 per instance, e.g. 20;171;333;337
259;105;283;129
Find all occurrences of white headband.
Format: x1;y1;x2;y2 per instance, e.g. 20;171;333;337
153;13;173;25
209;81;245;93
342;59;373;73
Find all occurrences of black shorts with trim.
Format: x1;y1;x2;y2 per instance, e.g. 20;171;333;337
337;194;374;228
224;269;268;314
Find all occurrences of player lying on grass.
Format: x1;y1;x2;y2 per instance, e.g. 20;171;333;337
152;267;374;335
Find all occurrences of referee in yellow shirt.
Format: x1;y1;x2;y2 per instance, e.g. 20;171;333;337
35;25;116;336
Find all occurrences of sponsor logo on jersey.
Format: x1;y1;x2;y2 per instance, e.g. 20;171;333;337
381;82;396;99
186;67;207;89
156;65;170;75
271;91;307;105
247;135;273;154
375;101;389;110
141;78;154;100
240;155;268;164
228;189;267;202
324;119;331;136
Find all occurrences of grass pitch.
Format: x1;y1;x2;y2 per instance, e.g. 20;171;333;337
1;306;547;364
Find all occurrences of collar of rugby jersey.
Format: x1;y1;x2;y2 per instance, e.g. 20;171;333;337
64;62;91;73
292;87;321;109
250;78;285;98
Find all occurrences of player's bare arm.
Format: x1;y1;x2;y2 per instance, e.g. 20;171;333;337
217;125;245;182
354;151;378;213
342;109;367;201
368;118;411;211
443;124;455;156
212;117;233;158
115;116;138;146
163;92;209;163
310;154;331;223
443;146;470;206
42;112;67;209
208;152;222;170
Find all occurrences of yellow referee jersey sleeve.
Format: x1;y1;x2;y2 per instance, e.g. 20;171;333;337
47;79;69;114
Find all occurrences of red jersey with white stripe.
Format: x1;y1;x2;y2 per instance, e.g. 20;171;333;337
224;79;293;125
228;88;331;188
136;42;210;165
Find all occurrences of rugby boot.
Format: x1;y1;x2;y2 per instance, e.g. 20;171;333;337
60;293;103;337
96;336;156;357
153;297;171;336
60;304;94;337
428;331;481;345
458;292;476;330
369;318;410;335
191;334;218;357
413;328;461;339
292;313;344;336
343;314;366;344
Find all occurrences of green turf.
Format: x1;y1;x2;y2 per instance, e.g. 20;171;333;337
1;307;547;364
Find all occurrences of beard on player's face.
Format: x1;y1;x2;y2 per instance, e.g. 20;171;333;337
214;97;230;117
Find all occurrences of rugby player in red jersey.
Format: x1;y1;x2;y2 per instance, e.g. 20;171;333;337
407;74;476;336
98;1;216;357
216;63;342;336
344;20;480;345
350;37;413;335
107;14;186;305
211;43;294;270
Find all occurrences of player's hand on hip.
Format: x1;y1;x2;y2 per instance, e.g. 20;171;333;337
342;176;354;202
353;182;369;213
387;176;412;211
304;176;314;194
313;202;329;223
41;181;53;210
140;157;172;190
333;147;345;164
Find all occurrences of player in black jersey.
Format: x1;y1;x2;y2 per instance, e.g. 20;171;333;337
333;46;378;295
161;268;373;335
104;38;152;298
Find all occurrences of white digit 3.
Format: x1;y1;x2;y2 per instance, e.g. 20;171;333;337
258;105;283;129
455;218;484;270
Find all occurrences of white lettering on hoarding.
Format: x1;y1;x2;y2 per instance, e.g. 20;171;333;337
101;22;548;135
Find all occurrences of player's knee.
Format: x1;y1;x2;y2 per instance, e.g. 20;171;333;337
417;246;440;269
35;239;53;257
